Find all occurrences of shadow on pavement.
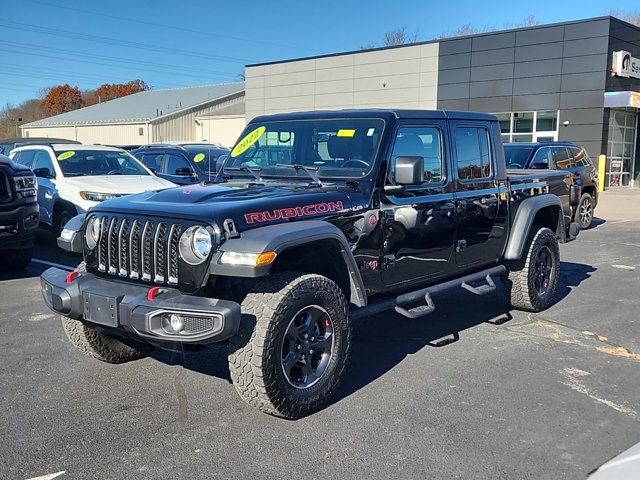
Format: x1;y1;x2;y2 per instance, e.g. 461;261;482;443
590;217;606;228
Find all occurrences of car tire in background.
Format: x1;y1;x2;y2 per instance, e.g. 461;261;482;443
228;272;352;419
0;246;33;272
575;193;594;230
54;205;76;235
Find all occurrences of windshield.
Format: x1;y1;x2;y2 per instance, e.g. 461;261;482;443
504;146;533;169
183;145;229;174
224;119;385;179
54;149;149;177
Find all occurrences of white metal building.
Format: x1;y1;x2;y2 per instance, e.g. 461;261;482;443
195;99;246;148
21;83;245;146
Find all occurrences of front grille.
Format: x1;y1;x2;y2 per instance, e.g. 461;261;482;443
0;171;11;203
95;215;181;286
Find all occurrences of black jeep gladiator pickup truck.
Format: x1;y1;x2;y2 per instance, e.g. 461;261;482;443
40;110;580;418
0;153;38;271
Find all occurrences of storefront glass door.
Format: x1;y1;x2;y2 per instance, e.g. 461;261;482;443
607;110;637;187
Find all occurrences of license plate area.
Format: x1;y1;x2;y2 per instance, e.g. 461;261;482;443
83;292;119;327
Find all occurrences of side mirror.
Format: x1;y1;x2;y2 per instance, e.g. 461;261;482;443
530;162;548;170
33;167;54;179
175;167;193;176
395;156;424;185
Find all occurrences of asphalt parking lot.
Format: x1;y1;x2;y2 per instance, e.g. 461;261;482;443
1;193;639;480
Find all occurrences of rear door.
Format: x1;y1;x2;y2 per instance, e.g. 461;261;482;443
451;122;506;267
380;121;456;287
32;149;57;225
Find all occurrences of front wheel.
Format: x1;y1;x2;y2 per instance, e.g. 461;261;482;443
502;227;560;312
228;272;352;419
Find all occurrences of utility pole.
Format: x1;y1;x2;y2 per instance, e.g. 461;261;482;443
14;117;22;138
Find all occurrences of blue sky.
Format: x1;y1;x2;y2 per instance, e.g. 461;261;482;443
1;0;638;106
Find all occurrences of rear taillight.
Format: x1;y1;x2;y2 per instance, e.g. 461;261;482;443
570;184;581;207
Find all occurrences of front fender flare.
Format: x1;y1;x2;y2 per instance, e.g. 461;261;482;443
210;220;367;307
504;194;564;260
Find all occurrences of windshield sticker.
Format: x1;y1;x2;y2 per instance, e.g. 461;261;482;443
337;129;356;138
57;151;75;160
193;153;206;163
367;128;375;137
231;126;266;158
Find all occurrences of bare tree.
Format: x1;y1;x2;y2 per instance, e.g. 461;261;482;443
439;14;538;39
610;9;640;27
383;27;420;46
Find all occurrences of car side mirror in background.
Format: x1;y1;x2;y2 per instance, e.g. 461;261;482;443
395;156;424;185
33;167;54;179
175;167;194;176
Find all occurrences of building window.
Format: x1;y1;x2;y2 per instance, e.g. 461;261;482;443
138;127;144;136
493;111;560;143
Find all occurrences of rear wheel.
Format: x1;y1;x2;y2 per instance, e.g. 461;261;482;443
502;227;559;312
54;206;75;235
228;272;352;419
575;193;594;229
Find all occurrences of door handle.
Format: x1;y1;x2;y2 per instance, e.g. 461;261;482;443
480;196;498;205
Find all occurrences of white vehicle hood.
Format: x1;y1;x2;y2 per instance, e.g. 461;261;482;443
63;175;174;193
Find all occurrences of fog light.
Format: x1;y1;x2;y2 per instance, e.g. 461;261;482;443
170;314;184;332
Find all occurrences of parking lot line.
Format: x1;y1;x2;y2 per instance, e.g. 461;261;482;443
31;259;73;271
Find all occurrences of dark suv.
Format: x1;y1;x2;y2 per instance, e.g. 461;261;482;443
131;143;229;185
504;141;598;229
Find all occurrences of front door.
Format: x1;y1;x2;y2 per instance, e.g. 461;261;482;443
380;123;456;287
451;123;505;267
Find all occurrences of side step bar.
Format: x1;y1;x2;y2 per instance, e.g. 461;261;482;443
351;265;506;320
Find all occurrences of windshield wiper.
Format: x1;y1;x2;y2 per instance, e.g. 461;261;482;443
275;164;322;186
224;166;263;182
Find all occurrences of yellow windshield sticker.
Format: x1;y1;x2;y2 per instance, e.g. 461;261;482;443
193;153;206;163
337;129;356;138
231;126;266;158
57;151;75;160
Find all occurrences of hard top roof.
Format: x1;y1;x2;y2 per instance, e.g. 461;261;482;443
250;109;497;123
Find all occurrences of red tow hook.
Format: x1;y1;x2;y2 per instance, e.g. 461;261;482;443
66;271;79;284
147;286;164;301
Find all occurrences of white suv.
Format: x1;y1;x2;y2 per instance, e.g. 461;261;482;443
10;144;175;232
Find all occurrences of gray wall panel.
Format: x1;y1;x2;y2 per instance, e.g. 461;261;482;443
561;54;609;74
515;42;563;62
560;108;604;126
439;38;472;55
438;68;470;84
559;90;604;109
437;99;470;110
472;32;516;51
439;53;471;70
563;37;609;57
513;75;562;95
469;79;513;98
561;72;606;92
438;83;470;100
516;26;565;46
513;59;563;78
469;96;512;112
512;93;560;111
470;63;514;81
564;19;610;40
560;123;606;142
471;48;515;66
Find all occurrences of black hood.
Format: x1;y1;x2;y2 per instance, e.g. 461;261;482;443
90;180;374;230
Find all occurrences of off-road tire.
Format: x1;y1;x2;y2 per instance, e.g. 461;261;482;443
60;262;148;363
574;192;594;230
228;272;352;419
502;227;559;312
0;246;33;272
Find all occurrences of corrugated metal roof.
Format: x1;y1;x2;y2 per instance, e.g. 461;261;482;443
197;98;245;118
24;82;245;127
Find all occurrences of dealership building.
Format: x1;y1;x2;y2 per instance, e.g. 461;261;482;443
245;16;640;187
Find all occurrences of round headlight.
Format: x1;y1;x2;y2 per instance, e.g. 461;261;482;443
85;216;100;249
179;226;213;265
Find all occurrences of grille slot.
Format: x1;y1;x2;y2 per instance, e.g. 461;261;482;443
0;171;11;203
94;216;184;286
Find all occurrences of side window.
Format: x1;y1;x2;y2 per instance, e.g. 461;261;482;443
530;147;554;169
32;150;56;175
568;146;585;167
165;154;191;174
140;153;163;172
454;127;492;180
553;147;570;169
389;126;444;183
14;149;36;169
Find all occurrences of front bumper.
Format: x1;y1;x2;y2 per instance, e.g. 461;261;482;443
41;267;241;346
0;202;39;249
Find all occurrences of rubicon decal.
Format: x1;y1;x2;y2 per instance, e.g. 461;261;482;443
244;201;344;224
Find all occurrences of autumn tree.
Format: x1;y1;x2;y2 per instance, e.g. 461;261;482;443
84;79;150;105
42;84;83;116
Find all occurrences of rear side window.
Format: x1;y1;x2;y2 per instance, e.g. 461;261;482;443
553;147;570;168
454;127;491;180
568;146;591;167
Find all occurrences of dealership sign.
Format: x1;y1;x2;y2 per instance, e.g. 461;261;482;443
612;51;640;79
